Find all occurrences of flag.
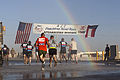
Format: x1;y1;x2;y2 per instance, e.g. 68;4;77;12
85;25;98;38
15;22;32;44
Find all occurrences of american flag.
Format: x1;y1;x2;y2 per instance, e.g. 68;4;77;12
15;22;32;44
85;25;98;38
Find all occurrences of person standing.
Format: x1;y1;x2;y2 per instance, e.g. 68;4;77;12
70;38;78;64
26;41;33;65
104;44;110;61
2;45;9;62
36;33;50;70
49;35;58;68
10;48;16;58
59;38;68;63
21;40;28;64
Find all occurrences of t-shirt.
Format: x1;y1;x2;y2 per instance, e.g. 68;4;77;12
21;43;27;50
70;41;77;50
36;36;48;51
26;44;33;52
2;47;9;54
35;46;38;51
49;39;57;49
105;47;109;53
2;47;7;53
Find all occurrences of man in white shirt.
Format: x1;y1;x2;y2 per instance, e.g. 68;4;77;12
70;38;78;64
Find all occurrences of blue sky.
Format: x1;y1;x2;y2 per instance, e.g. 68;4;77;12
0;0;120;52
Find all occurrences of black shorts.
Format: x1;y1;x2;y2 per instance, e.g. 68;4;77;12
49;49;57;55
26;52;32;58
3;52;8;56
60;48;66;53
71;50;77;54
38;50;47;57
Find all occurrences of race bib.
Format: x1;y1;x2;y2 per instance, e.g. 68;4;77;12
39;38;45;42
3;48;7;50
61;42;66;47
28;46;32;49
39;38;45;45
23;44;27;47
27;45;32;51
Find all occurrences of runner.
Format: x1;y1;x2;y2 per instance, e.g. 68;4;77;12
10;48;16;58
2;45;9;62
68;45;72;61
34;43;39;63
36;33;50;70
70;38;78;64
49;35;58;68
26;41;33;65
59;38;68;63
21;40;28;64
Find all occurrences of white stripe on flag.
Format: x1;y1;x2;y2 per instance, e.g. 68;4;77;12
88;29;92;37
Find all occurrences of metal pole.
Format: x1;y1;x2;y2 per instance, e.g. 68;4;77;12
102;51;104;61
56;34;59;60
0;22;3;49
96;51;98;61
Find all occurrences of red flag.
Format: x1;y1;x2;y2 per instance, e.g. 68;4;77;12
15;22;32;44
85;25;98;38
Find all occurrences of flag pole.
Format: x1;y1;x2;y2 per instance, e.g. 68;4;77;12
56;33;59;60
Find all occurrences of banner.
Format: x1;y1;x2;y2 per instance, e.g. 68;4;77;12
33;23;88;35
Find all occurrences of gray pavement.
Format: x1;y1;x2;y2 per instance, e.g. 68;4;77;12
0;60;120;80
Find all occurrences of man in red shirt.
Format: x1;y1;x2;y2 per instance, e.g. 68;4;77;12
36;33;49;70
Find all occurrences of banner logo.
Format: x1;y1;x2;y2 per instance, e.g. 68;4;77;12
34;25;43;32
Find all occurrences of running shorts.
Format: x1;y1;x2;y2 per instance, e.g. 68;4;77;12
49;49;57;55
26;52;32;58
60;48;66;54
71;50;77;54
35;52;39;56
38;50;47;57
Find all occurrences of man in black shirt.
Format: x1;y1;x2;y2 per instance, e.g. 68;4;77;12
59;38;68;63
104;44;110;61
2;45;9;62
26;41;33;65
21;40;28;64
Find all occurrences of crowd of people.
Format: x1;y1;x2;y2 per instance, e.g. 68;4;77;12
0;33;112;70
0;45;16;62
21;33;78;70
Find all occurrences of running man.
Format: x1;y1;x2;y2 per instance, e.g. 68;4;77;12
21;40;28;64
36;33;50;70
26;41;33;65
59;38;68;63
70;38;78;64
2;45;9;62
34;43;39;63
49;35;58;68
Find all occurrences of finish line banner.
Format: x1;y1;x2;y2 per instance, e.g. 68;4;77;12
33;23;88;35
